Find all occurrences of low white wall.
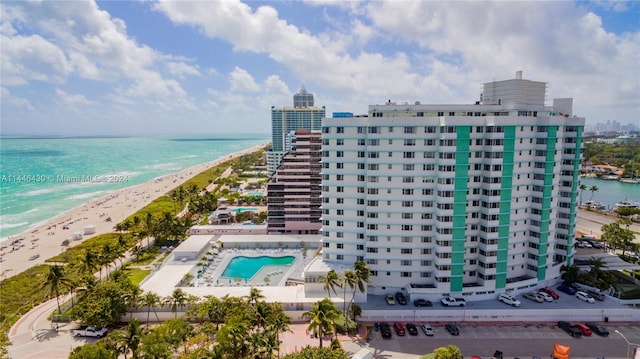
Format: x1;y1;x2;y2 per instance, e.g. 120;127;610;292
357;307;640;323
123;307;640;324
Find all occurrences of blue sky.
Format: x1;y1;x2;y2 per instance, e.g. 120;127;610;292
1;0;638;135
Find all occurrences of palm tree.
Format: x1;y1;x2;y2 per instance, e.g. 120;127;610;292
588;256;607;285
560;264;580;284
302;298;341;348
579;183;587;205
245;287;265;305
589;185;599;202
98;244;116;279
198;295;225;330
267;303;291;359
140;291;162;326
124;286;142;320
351;261;371;306
42;264;74;314
341;270;356;316
318;269;341;298
165;288;188;319
109;319;143;359
77;250;100;277
601;221;636;255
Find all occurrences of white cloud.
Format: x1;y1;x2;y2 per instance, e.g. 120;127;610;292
0;87;35;111
166;61;201;79
1;1;186;96
55;88;95;107
229;67;260;92
0;31;71;85
2;0;638;134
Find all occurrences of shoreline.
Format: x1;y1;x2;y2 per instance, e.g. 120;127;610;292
0;143;268;278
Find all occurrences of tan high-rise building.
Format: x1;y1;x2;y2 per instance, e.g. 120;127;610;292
267;129;322;234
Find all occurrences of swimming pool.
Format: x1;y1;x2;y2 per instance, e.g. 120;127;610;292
220;255;295;280
231;207;258;213
246;192;264;197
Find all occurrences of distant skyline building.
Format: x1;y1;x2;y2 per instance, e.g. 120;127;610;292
319;71;585;302
267;129;322;234
294;86;314;108
267;87;325;174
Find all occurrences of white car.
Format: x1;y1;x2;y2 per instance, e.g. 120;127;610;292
537;292;554;302
385;293;396;305
420;323;434;336
576;291;595;303
498;293;521;307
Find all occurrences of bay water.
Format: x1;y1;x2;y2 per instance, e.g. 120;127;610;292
0;135;269;239
579;176;640;210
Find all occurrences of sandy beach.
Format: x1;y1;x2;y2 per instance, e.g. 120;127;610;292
0;144;267;279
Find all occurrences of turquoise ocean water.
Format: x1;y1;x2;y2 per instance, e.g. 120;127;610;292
0;135;269;240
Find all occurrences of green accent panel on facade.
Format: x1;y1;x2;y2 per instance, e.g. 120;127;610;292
450;276;463;292
494;126;516;289
450;126;471;293
536;126;557;279
566;126;584;265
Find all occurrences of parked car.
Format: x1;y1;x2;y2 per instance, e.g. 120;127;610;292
406;323;418;336
393;322;406;336
537;291;554;302
538;287;560;299
73;326;108;338
395;292;408;305
557;284;577;295
585;323;609;337
445;323;460;336
421;323;434;336
573;323;592;336
523;292;545;303
557;321;582;338
498;293;521;307
576;291;595;303
413;299;432;307
380;322;392;338
440;296;466;306
385;293;396;305
588;290;605;301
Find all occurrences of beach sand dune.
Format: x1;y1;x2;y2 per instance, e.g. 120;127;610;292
0;144;267;278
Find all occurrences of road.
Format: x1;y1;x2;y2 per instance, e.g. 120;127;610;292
576;209;640;242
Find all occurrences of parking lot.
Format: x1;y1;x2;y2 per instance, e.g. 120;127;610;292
342;322;639;358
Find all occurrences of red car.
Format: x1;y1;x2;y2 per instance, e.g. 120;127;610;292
393;322;406;336
574;323;592;336
539;287;560;299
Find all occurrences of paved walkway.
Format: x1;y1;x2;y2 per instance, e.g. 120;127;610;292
7;294;86;359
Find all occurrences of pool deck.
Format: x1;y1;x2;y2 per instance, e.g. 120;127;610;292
139;247;311;299
194;248;301;287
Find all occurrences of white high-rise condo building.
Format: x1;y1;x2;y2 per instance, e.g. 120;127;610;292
320;72;585;301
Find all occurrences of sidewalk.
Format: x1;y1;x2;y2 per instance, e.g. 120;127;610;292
7;294;82;359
